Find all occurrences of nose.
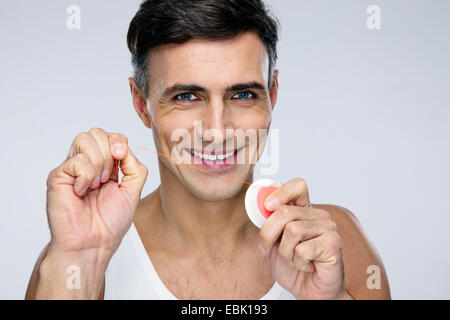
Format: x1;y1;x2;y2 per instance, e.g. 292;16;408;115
199;96;232;145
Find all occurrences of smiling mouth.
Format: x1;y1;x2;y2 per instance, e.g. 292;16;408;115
182;147;246;173
185;148;240;161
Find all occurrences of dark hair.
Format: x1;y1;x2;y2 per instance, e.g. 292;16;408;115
127;0;280;97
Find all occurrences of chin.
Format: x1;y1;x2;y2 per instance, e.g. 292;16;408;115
174;162;253;201
186;178;246;202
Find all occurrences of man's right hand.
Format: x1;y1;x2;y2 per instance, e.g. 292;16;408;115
31;127;148;299
46;127;148;257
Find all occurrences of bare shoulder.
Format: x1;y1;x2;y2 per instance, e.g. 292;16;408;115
313;203;392;300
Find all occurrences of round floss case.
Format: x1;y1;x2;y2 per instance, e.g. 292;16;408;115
245;179;282;228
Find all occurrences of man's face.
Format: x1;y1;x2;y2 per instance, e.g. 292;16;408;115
135;31;278;201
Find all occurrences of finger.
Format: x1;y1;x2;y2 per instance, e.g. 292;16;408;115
110;159;119;182
68;132;105;185
107;132;129;161
259;205;331;254
278;219;337;266
106;133;129;184
293;231;342;273
264;178;310;211
88;128;114;184
118;144;148;204
57;153;97;197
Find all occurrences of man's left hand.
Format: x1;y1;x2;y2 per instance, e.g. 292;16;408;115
258;178;353;300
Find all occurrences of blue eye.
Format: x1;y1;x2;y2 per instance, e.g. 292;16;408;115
175;93;197;102
233;92;255;100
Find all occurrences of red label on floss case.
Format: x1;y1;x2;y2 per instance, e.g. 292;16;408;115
257;186;279;218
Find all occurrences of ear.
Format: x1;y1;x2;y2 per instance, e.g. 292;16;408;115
129;77;152;129
269;69;279;111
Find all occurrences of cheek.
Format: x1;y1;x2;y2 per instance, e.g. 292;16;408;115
232;107;272;131
155;112;198;151
231;105;272;161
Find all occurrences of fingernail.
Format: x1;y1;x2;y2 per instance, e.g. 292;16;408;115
101;169;110;183
257;242;266;255
75;185;86;196
265;197;279;210
114;143;126;154
90;176;100;189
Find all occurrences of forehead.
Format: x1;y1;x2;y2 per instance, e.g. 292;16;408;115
147;31;269;90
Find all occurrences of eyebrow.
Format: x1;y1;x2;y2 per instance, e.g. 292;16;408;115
161;81;266;99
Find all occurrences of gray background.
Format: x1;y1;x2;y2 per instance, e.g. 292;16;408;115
1;0;449;299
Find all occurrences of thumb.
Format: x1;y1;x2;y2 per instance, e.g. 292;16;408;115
117;144;148;203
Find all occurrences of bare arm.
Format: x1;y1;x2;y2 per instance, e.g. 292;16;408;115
321;204;391;299
25;243;106;300
25;244;50;300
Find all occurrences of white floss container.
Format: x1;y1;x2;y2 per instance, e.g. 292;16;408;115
245;179;282;228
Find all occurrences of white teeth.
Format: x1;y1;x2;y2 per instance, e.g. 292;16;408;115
192;150;235;161
204;154;217;161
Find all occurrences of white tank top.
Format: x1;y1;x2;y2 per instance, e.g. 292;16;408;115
104;223;296;300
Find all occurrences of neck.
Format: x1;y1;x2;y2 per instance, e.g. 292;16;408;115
155;160;256;253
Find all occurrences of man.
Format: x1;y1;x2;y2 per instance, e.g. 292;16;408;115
26;0;390;300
